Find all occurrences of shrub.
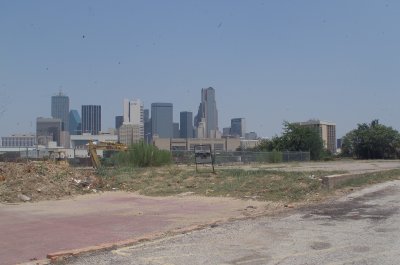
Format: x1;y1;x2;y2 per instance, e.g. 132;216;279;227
269;150;283;163
112;141;171;167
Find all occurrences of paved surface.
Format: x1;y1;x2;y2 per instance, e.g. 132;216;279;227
0;192;271;265
67;180;400;265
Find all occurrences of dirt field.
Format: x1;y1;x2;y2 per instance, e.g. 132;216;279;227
1;160;400;204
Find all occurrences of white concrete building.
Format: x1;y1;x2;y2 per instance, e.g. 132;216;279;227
123;99;144;139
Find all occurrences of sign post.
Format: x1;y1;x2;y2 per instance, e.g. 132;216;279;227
194;144;215;173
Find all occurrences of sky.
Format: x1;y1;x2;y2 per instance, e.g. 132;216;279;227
1;0;399;139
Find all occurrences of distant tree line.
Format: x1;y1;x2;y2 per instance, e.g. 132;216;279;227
341;120;400;159
255;122;326;160
254;120;400;161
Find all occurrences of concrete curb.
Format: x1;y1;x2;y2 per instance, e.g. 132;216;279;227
321;173;370;189
20;222;224;264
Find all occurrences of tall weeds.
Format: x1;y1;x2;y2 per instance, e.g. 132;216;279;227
112;141;171;167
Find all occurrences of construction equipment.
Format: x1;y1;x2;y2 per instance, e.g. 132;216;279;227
87;141;128;168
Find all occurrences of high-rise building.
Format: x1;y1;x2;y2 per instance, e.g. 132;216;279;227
151;103;173;138
115;116;123;130
123;99;144;139
230;118;246;138
69;110;81;135
36;117;62;146
222;127;231;137
337;138;342;149
81;105;101;135
144;109;150;123
297;119;337;154
51;92;69;131
194;87;219;138
179;111;193;138
173;123;180;138
144;109;151;143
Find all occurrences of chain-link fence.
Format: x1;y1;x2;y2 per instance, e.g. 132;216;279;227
172;150;310;165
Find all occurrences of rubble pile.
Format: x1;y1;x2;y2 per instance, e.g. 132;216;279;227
0;161;101;203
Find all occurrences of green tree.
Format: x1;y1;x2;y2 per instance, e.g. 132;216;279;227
257;122;324;160
341;120;400;159
256;136;282;151
280;122;324;160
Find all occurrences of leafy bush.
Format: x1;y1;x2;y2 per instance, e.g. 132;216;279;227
112;141;171;167
269;150;283;163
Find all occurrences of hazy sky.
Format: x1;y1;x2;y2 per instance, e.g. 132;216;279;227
1;1;399;138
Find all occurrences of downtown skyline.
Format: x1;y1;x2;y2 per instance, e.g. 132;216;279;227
1;1;400;138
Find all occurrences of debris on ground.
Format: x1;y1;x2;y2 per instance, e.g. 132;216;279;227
17;194;31;202
0;161;99;203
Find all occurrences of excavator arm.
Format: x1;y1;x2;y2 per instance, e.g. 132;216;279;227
88;141;127;168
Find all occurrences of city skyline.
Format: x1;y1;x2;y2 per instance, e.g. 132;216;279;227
1;1;400;138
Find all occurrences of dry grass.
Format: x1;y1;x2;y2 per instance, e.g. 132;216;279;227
97;165;346;202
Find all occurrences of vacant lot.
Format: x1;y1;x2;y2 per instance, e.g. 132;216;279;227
1;160;400;204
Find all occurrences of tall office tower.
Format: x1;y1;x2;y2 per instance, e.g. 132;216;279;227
144;109;151;143
69;110;82;135
173;123;180;138
51;92;69;131
151;103;173;138
194;87;219;138
36;117;62;146
144;109;149;123
297;119;337;154
180;111;193;138
123;99;144;138
222;127;231;137
230;118;246;138
115;116;123;130
81;105;101;135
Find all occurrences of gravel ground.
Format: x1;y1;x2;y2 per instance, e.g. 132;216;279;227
67;180;400;265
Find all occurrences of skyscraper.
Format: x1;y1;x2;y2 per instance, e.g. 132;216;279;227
144;109;149;123
230;118;246;138
69;110;81;135
151;103;173;138
36;117;62;146
81;105;101;135
180;111;193;138
173;123;180;138
144;109;151;143
194;87;219;138
115;116;123;130
51;92;69;131
123;99;144;138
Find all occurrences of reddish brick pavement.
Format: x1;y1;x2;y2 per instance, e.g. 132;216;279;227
0;192;266;265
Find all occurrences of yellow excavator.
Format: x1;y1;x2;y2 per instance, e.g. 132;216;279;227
88;141;128;168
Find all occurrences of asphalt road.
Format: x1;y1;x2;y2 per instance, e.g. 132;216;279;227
67;180;400;265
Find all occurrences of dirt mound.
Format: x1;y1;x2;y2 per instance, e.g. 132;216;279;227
0;161;101;203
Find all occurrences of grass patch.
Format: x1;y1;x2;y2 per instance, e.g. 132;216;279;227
97;166;345;202
336;169;400;188
111;141;171;167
